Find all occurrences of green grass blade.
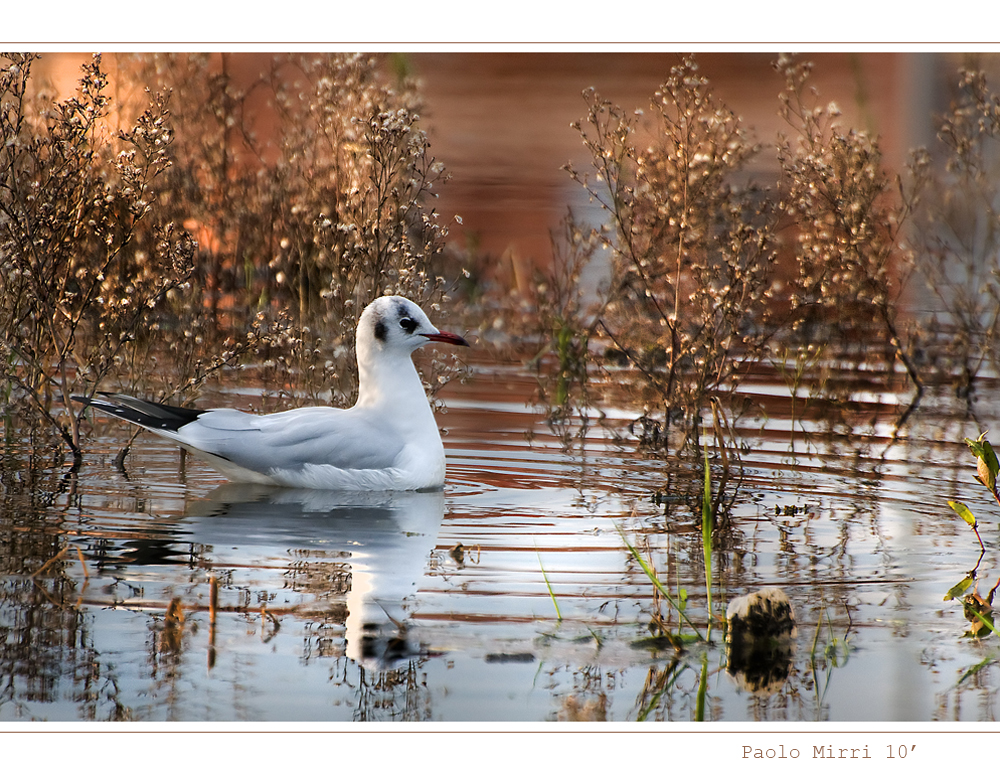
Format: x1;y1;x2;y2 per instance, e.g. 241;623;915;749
537;550;562;621
965;603;999;638
616;524;704;641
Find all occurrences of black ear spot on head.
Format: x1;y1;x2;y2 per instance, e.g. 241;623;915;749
374;319;387;342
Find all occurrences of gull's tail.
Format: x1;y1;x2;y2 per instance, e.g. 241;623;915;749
72;393;205;433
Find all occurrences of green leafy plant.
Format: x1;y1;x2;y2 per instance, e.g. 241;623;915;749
965;432;1000;504
948;500;986;553
948;432;1000;553
944;432;1000;637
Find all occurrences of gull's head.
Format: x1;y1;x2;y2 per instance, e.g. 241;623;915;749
358;295;469;358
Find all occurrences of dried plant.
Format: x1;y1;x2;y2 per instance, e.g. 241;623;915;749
562;56;780;450
542;54;980;459
775;55;922;396
531;213;602;432
128;53;461;408
0;54;195;455
906;66;1000;398
1;53;463;463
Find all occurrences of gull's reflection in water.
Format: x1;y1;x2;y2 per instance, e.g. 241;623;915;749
186;484;445;668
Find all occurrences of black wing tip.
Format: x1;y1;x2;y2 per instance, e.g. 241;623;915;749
73;392;206;432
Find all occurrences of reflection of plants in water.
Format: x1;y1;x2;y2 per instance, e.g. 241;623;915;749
618;459;735;721
283;550;352;601
770;343;828;445
808;605;852;711
146;597;190;710
0;456;132;719
633;652;718;721
555;664;610;721
0;583;133;721
338;661;432;722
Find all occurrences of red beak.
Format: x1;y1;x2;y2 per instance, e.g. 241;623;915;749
422;330;470;347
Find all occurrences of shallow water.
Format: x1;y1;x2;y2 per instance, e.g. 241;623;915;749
3;354;1000;722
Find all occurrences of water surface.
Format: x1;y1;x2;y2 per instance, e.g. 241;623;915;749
2;355;999;722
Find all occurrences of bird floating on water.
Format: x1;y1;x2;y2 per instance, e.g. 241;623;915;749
75;295;469;490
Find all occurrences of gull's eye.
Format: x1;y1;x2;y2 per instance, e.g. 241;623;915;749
399;317;417;334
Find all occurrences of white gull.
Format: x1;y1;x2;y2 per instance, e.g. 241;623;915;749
75;295;469;490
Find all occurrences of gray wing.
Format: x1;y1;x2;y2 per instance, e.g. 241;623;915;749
175;406;404;475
